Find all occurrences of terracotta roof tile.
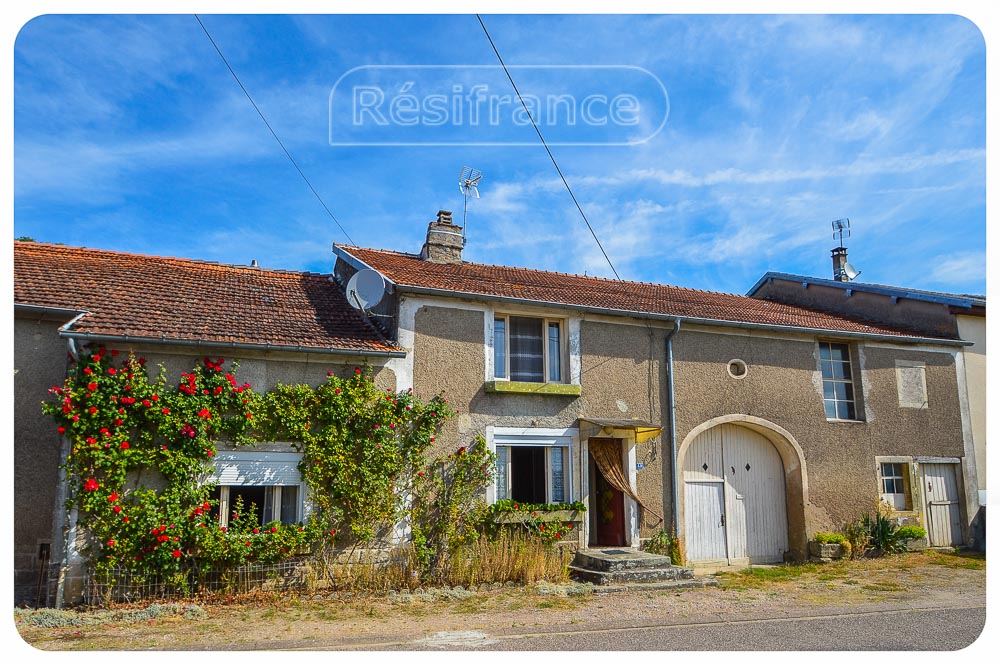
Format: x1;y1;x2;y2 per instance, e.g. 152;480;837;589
340;245;957;341
14;242;399;354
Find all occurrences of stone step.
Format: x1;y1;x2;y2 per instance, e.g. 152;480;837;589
572;548;674;572
568;564;696;586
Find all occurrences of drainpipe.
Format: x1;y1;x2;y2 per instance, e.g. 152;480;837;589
665;319;681;537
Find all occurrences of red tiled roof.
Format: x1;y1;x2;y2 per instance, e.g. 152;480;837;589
14;242;400;354
340;246;958;341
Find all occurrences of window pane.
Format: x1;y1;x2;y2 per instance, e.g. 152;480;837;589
823;382;836;399
229;486;266;526
828;344;849;361
821;360;834;379
509;317;544;382
834;381;854;402
824;401;838;419
548;322;561;382
831;361;852;380
495;446;508;501
493;318;506;378
510;446;547;503
279;486;299;524
837;400;856;420
550;447;565;502
819;343;831;360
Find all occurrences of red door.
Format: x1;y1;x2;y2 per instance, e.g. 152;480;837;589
593;455;625;546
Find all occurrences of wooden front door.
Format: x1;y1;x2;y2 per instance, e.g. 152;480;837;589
923;463;964;546
592;451;625;546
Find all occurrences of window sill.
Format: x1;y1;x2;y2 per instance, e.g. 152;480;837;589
485;380;582;396
825;418;866;425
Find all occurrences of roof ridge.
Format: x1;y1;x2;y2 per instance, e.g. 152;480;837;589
15;241;331;278
340;244;754;299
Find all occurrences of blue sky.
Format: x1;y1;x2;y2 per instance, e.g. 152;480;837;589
13;14;986;295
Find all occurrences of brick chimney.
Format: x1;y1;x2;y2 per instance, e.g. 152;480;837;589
831;246;849;282
420;210;464;263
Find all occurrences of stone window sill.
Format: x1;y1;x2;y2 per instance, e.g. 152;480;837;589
485;380;582;396
825;418;867;425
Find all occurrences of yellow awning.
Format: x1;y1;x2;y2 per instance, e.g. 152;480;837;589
578;418;662;443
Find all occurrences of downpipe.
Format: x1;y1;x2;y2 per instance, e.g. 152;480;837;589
665;319;681;538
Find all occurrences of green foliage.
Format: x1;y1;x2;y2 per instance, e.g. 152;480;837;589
488;499;587;514
42;348;453;580
409;437;496;575
642;528;681;564
812;532;848;545
895;525;927;540
14;603;206;628
863;506;904;554
255;368;454;541
842;515;871;559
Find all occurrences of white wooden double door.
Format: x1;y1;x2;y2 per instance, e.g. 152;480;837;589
684;424;788;564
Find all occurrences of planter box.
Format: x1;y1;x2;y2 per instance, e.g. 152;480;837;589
493;510;583;524
808;541;850;561
903;537;929;552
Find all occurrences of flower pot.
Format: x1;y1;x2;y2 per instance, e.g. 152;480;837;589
808;541;849;561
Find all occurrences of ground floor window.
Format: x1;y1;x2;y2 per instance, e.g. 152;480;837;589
492;428;575;504
205;450;306;527
879;460;911;510
209;485;301;527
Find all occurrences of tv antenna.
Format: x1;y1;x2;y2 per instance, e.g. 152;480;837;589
831;218;851;247
830;218;861;281
459;166;483;245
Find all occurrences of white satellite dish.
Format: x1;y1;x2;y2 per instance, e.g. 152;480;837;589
843;262;861;281
345;269;385;311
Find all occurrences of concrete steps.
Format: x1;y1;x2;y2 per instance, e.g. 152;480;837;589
569;548;713;587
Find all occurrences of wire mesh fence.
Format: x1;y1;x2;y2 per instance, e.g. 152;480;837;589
84;558;326;606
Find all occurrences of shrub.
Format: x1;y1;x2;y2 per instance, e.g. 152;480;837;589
812;532;848;545
843;516;870;559
863;506;904;554
896;525;927;540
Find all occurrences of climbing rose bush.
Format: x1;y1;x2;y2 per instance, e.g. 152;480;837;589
43;348;453;577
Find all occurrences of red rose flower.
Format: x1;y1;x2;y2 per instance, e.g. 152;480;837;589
354;367;361;374
107;367;116;375
198;408;211;419
108;492;118;502
113;505;122;514
162;408;170;415
151;394;158;401
172;549;182;558
83;368;92;375
107;540;115;547
57;426;65;434
84;478;99;491
87;382;98;391
120;441;130;450
111;349;119;357
88;406;98;414
253;528;259;534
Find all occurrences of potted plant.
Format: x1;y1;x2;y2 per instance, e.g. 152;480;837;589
808;532;851;561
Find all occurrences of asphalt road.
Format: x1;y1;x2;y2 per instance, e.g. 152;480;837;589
332;605;986;651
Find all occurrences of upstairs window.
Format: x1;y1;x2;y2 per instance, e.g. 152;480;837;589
494;315;563;382
820;342;857;420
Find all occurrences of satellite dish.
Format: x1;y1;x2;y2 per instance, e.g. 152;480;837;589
843;262;861;281
345;269;385;311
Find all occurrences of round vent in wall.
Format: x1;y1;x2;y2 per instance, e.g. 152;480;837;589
727;359;748;379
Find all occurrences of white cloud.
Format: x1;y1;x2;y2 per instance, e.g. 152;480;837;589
927;251;986;288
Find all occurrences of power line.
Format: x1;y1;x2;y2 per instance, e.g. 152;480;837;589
193;14;355;246
476;14;621;281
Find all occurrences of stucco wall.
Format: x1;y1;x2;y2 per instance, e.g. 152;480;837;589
672;329;965;546
754;278;958;338
956;314;986;495
411;304;668;537
13;317;69;606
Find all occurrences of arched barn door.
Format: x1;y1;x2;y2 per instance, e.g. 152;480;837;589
683;424;788;565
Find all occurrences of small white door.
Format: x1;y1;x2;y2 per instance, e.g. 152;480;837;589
685;482;727;562
923;463;963;546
